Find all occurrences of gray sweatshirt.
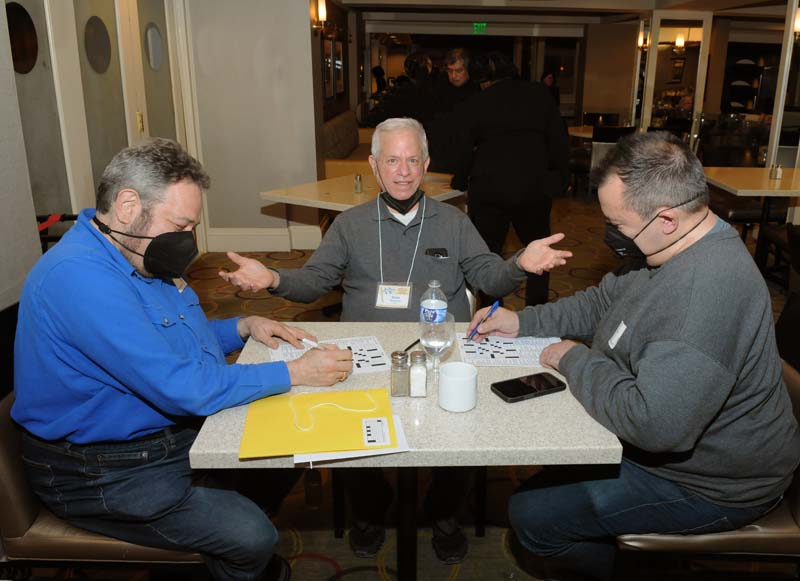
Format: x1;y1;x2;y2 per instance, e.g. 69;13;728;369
274;196;527;322
519;226;800;507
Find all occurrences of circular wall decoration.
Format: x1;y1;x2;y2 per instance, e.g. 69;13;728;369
144;23;164;71
84;15;111;74
6;2;38;74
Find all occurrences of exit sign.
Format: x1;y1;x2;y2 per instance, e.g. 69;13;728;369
473;22;487;34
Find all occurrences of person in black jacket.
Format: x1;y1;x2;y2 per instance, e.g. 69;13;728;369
451;52;570;306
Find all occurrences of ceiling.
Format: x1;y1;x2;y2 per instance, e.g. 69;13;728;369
338;0;789;20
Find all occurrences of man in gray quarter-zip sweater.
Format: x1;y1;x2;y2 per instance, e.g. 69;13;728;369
468;131;800;581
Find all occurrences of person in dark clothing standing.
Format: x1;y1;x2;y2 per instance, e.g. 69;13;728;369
540;70;561;107
428;48;482;173
435;48;480;114
452;52;570;306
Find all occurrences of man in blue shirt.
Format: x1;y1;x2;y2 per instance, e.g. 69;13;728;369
12;138;352;581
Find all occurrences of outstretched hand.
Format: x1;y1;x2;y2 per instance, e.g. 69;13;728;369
517;233;572;275
219;252;274;292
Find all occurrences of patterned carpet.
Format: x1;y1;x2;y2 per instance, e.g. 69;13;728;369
174;195;790;580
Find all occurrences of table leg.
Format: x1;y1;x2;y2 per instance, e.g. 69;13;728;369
754;196;773;269
397;467;418;581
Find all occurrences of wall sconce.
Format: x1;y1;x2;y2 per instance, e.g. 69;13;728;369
672;30;686;56
312;0;327;35
794;12;800;43
637;30;649;50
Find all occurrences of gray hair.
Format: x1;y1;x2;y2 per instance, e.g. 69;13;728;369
96;138;210;213
371;117;429;161
591;131;708;218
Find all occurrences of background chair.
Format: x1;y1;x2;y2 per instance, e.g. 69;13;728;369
616;359;800;576
0;394;203;577
707;185;790;243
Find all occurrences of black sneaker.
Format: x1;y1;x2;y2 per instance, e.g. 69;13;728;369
262;554;291;581
348;521;386;558
431;518;468;564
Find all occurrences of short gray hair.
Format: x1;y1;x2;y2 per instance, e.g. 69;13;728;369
591;131;708;218
371;118;429;161
96;138;210;213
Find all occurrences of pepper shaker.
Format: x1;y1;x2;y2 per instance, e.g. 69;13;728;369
390;351;409;397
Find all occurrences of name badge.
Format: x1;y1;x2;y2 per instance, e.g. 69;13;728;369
608;320;627;349
376;283;412;309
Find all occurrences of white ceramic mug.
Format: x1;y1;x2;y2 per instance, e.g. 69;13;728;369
438;362;478;412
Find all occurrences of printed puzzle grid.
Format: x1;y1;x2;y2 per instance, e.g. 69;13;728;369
269;336;390;375
457;333;560;367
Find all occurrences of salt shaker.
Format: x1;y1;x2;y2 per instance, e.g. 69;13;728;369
409;351;427;397
354;174;363;193
390;351;409;397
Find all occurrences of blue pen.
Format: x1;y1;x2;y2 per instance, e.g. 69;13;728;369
468;300;500;341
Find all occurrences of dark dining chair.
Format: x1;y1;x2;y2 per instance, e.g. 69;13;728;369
0;394;204;578
617;359;800;576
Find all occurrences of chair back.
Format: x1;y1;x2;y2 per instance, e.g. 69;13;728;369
592;126;636;143
0;393;41;540
781;361;800;526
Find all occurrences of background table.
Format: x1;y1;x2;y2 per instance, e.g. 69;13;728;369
260;172;462;213
190;322;621;580
704;167;800;267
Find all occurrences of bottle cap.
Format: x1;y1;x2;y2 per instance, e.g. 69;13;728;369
410;351;426;364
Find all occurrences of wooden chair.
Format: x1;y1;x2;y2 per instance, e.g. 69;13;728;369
0;394;203;577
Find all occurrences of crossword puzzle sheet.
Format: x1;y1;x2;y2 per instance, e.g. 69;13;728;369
269;336;390;375
457;333;560;367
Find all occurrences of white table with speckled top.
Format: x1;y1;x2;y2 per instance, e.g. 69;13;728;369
190;322;621;580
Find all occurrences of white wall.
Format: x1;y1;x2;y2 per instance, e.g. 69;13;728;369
187;0;320;250
0;5;41;311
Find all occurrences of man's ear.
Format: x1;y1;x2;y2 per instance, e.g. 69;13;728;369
658;209;680;235
423;156;431;173
368;155;378;174
113;189;141;226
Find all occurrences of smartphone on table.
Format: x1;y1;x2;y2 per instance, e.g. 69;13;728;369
491;372;566;403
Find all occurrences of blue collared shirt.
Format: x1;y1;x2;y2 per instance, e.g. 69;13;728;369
12;209;291;443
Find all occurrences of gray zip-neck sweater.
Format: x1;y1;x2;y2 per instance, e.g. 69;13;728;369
519;226;800;506
274;196;527;322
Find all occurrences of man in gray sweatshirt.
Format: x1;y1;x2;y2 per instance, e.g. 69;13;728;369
468;131;800;580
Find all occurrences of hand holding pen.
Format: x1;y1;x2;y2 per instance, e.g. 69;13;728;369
466;301;520;341
467;300;500;341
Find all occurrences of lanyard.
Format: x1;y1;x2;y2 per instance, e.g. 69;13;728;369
377;195;426;285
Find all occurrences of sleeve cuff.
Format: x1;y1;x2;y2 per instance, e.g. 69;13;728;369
215;317;246;354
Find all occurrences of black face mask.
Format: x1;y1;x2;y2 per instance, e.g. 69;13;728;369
604;194;707;260
93;216;198;279
380;188;425;215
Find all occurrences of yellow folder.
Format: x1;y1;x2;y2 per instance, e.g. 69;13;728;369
239;388;396;459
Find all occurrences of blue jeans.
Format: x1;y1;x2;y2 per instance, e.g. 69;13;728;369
508;458;781;580
21;427;277;581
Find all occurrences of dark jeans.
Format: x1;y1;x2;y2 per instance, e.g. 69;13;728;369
467;190;553;307
508;458;781;580
21;427;277;581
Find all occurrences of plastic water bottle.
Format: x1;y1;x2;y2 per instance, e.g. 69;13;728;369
420;280;447;323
